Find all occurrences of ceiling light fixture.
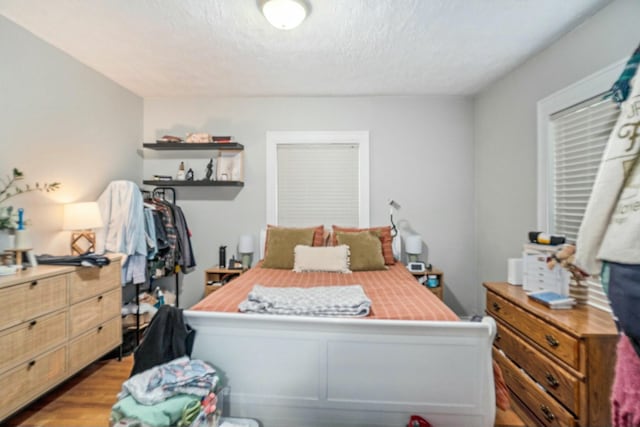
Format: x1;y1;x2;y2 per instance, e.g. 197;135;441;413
261;0;308;30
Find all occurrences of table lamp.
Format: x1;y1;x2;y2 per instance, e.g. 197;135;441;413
238;234;254;270
63;202;103;255
405;234;422;263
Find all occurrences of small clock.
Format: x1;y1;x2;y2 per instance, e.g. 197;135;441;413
406;261;426;273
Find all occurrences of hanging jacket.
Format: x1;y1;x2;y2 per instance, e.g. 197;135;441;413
130;305;196;377
95;180;147;284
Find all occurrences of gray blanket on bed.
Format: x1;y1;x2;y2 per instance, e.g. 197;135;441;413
238;284;372;317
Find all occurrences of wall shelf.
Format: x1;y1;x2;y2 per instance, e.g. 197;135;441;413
143;142;244;151
142;180;244;187
142;140;245;186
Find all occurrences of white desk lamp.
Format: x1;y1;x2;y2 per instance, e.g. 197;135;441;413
238;234;254;269
405;234;422;263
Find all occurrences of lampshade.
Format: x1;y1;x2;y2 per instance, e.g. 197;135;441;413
238;234;254;254
262;0;308;30
405;235;423;255
63;202;103;230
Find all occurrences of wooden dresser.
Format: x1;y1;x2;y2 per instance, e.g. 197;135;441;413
484;282;617;427
0;258;122;421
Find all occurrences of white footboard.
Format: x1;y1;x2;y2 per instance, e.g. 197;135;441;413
184;311;496;427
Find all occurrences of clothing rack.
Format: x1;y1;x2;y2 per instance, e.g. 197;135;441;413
130;186;181;348
151;186;180;307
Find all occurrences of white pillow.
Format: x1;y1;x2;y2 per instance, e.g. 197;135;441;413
293;244;351;273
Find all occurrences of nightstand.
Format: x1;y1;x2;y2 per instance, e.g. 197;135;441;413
204;267;245;297
410;267;444;300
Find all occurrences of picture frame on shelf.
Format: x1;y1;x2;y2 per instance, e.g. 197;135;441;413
216;151;243;181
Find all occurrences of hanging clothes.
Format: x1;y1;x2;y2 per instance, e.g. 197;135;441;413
575;51;640;275
95;180;147;284
145;196;196;277
573;43;640;427
168;202;196;273
575;79;640;274
148;198;179;276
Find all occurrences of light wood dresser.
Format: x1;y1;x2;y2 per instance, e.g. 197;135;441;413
0;257;122;421
484;282;617;427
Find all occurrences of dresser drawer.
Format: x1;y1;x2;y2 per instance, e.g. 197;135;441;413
0;310;67;375
0;346;66;421
69;262;120;304
69;288;121;338
494;348;576;427
0;274;68;331
68;316;121;375
495;320;581;414
487;292;579;369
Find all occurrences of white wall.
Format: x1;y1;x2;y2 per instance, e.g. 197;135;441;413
0;16;143;255
144;96;477;312
474;0;640;309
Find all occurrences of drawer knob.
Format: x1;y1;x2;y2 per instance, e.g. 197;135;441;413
98;325;103;332
29;320;37;329
545;372;559;388
492;302;501;311
98;295;103;301
28;360;36;369
540;404;555;422
30;280;38;287
495;333;502;342
545;334;560;348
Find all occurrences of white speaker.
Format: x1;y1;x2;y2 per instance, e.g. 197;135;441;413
507;258;523;285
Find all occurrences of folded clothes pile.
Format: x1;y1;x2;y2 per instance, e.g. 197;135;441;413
111;357;222;427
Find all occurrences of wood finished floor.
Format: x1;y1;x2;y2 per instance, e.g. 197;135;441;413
4;356;524;427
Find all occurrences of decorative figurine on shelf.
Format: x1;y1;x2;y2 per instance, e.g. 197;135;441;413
186;168;194;181
176;161;186;181
204;158;215;181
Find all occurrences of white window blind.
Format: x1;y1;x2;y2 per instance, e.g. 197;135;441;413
277;143;360;227
550;92;620;312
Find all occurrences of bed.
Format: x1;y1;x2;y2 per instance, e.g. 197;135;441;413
185;261;497;427
186;225;498;426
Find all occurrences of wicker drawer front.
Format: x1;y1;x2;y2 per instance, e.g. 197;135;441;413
69;262;119;304
0;310;67;375
495;320;580;414
494;348;576;427
487;292;579;369
0;346;66;421
69;288;121;338
0;274;68;331
68;316;121;375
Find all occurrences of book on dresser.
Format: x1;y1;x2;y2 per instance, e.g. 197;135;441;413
527;290;576;309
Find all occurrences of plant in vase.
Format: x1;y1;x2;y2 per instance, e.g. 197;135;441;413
0;168;61;248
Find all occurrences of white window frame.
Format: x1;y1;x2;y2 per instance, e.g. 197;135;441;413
537;58;627;231
266;131;370;227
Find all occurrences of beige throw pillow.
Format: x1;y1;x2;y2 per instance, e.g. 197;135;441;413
293;245;351;273
335;231;386;271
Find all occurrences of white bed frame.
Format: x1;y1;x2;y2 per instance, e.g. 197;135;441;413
183;310;497;427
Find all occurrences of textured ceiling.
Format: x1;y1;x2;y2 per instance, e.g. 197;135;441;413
0;0;611;97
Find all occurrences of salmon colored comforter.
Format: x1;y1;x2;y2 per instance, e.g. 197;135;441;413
191;262;457;321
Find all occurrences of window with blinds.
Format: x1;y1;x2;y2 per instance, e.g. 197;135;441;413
550;92;620;312
277;143;360;227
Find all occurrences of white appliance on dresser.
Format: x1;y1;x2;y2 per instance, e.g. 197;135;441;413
0;257;122;422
